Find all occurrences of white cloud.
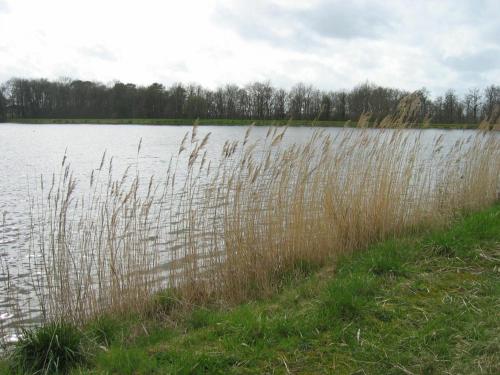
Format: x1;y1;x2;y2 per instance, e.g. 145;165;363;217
79;45;116;62
0;0;498;96
0;0;9;13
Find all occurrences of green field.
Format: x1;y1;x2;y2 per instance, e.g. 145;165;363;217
5;118;480;129
2;204;498;374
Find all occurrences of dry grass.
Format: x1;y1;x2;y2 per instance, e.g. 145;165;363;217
2;95;500;333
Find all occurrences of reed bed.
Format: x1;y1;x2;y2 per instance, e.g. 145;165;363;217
2;100;500;334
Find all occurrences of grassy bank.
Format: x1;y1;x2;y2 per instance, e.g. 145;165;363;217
2;204;499;374
4;118;480;129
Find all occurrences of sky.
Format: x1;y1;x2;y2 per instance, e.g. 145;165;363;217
0;0;499;96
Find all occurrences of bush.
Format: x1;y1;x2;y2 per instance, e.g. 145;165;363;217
10;322;88;374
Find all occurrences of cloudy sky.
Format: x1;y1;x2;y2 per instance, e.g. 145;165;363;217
0;0;498;95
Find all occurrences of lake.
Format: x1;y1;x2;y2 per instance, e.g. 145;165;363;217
0;123;498;341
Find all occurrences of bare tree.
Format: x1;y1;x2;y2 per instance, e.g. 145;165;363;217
443;89;462;123
482;85;500;120
271;88;287;119
0;90;6;121
464;88;481;123
1;77;498;125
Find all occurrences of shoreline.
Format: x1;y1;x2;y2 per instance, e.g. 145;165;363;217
2;203;498;374
3;118;480;129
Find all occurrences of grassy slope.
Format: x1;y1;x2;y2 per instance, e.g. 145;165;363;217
77;205;500;374
2;205;499;374
5;118;479;129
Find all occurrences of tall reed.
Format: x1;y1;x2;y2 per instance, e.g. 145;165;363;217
3;97;500;331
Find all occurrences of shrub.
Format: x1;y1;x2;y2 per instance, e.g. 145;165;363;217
10;322;88;374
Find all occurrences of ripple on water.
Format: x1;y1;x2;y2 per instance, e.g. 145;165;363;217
0;312;14;320
2;333;21;344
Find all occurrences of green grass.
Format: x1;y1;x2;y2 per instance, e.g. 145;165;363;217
7;322;89;375
4;118;480;129
2;204;499;374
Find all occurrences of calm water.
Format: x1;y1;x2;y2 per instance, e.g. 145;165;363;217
0;123;491;339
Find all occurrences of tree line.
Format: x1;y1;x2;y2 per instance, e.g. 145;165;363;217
1;78;499;124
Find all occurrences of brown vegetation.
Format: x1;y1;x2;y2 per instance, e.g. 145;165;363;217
15;112;497;328
1;97;498;339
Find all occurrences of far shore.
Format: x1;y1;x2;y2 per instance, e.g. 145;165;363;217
3;118;480;129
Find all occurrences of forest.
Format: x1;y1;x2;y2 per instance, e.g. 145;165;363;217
0;78;499;124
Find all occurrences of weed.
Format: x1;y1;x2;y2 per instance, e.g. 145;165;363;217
10;322;87;374
86;316;121;348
